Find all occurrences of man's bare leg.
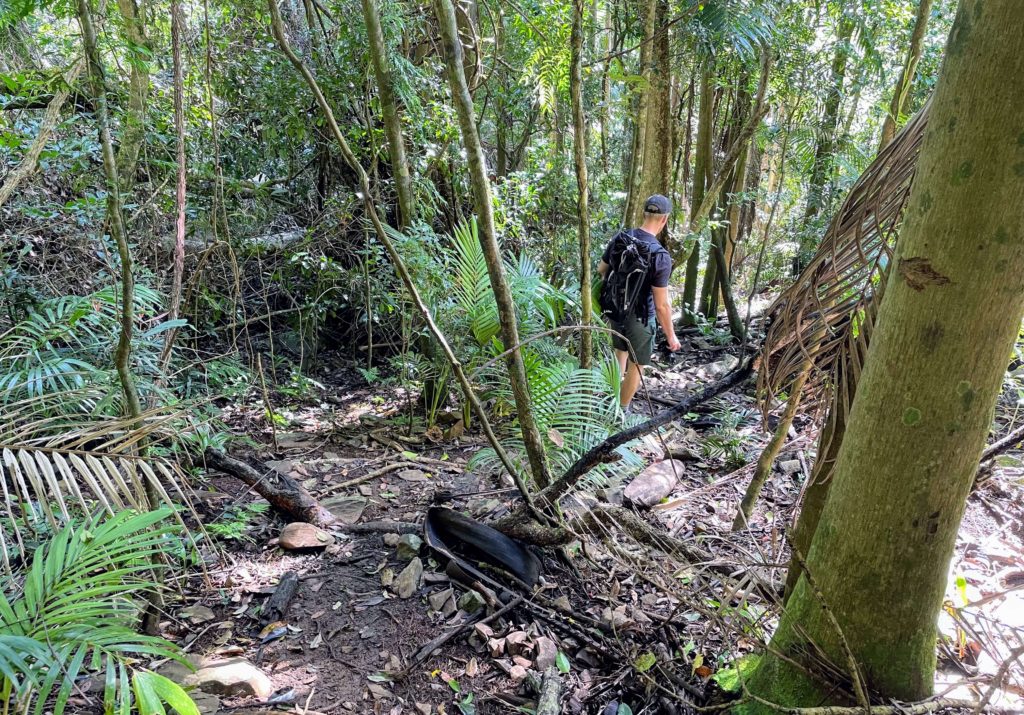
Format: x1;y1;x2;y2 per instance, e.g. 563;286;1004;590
616;350;643;409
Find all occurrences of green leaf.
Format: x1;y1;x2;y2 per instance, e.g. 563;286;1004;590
555;651;570;674
138;671;200;715
447;677;461;692
633;652;656;673
367;673;392;683
401;450;418;460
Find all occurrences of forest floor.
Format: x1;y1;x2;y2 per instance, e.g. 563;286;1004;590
137;335;1024;715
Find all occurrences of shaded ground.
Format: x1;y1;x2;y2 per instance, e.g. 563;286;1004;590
148;334;1024;714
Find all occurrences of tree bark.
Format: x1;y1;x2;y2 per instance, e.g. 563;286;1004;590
622;0;656;223
749;2;1024;705
879;0;932;152
114;0;150;190
799;13;854;255
681;58;714;324
570;0;593;369
362;0;416;229
433;0;552;488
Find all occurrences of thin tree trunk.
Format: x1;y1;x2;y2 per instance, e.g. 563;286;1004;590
570;0;593;369
0;58;85;209
362;0;416;229
733;362;809;530
267;0;550;525
622;0;656;224
161;0;187;371
749;2;1024;705
630;0;671;226
433;0;552;488
879;0;932;151
681;58;714;324
799;14;854;255
114;0;149;190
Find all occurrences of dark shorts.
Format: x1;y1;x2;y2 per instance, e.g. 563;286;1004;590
610;315;656;366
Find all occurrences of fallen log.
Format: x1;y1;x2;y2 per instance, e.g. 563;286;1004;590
203;448;336;527
260;571;299;625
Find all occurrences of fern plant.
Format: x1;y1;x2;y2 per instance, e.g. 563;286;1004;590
0;508;197;715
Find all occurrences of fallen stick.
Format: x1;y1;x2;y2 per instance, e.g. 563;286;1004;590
325;459;461;495
203;448;336;527
535;667;563;715
260;571;299;625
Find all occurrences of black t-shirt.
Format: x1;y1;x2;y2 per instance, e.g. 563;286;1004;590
601;228;673;320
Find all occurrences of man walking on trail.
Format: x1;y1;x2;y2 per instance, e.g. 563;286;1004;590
598;194;681;410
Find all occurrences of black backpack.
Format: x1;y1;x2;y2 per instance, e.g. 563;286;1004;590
599;230;664;323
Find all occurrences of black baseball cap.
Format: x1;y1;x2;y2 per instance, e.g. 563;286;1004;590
643;194;672;215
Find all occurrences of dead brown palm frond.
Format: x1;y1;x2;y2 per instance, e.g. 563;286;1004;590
757;99;931;417
0;390;196;575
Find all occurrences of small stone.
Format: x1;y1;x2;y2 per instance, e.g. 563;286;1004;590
358;484;373;496
395;558;423;599
190;691;220;715
778;459;802;475
601;605;632;630
513;655;532;668
279;522;333;550
623;460;684;508
457;589;486;614
396;468;428;482
552;596;572;611
415;704;432;715
534;637;558;670
423;571;449;584
442;597;458;618
428;588;454;612
383;533;401;547
396;533;423;560
505;631;529;656
322;495;367;524
488;638;506;657
367;682;394;699
180;605;216;624
473;623;494;640
380;568;395;588
509;665;528;682
595;487;624;505
186;658;273;699
266;460;293;475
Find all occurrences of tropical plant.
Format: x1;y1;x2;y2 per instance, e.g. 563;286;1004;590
0;508;197;715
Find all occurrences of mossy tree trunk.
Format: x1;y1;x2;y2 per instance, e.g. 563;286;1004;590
114;0;150;190
879;0;933;152
680;58;714;324
362;0;416;229
570;0;593;368
748;1;1024;706
630;0;671;226
622;0;656;223
434;0;553;488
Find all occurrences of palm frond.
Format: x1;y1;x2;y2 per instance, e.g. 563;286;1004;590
758;100;931;417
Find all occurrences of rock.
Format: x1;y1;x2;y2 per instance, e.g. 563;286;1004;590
279;522;333;550
322;495;367;524
383;533;401;547
186;658;273;699
457;589;486;614
380;568;394;588
357;484;373;496
552;596;572;611
505;631;529;656
534;636;558;670
156;654;203;684
442;597;458;618
180;605;216;624
488;638;506;657
601;605;632;630
473;623;494;640
513;655;532;669
778;459;802;475
415;704;432;715
395;558;423;599
396;533;423;560
423;571;449;584
595;486;624;505
396;468;428;482
367;682;394;700
509;665;528;682
276;432;316;449
623;460;684;508
428;588;454;612
266;460;293;476
191;691;220;715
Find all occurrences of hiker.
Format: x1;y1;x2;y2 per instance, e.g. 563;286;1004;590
597;194;681;410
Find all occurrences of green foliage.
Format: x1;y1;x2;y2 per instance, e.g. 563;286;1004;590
206;501;269;543
0;508;197;715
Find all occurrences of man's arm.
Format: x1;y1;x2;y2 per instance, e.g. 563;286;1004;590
652;286;681;352
597;259;609;278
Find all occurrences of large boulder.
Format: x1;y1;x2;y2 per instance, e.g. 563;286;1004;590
623;460;684;508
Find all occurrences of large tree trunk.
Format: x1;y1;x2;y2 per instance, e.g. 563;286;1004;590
622;0;656;223
362;0;416;229
879;0;933;152
433;0;553;489
570;0;593;369
161;0;186;371
749;1;1024;705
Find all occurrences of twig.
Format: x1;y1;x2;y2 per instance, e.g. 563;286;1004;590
324;461;446;495
395;595;524;679
972;642;1024;715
